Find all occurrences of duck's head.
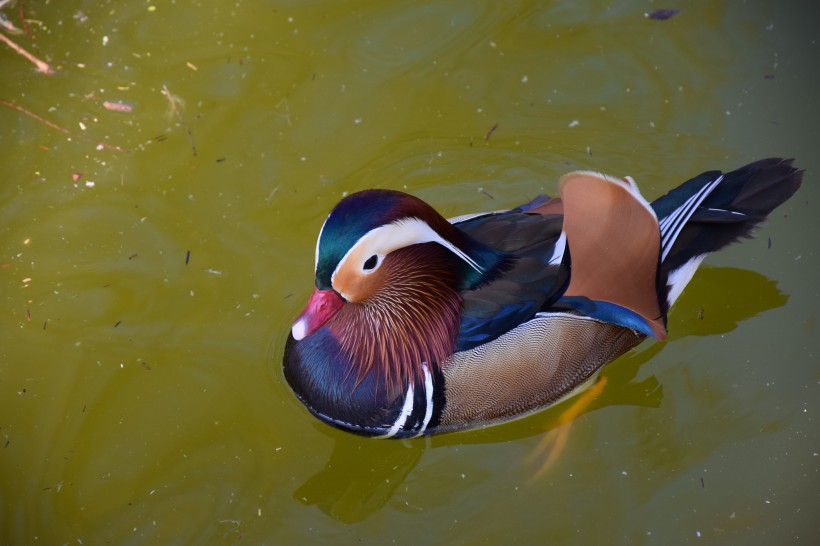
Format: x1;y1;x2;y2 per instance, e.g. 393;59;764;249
289;189;511;388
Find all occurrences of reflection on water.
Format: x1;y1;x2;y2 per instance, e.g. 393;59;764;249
665;266;789;340
1;0;818;543
294;435;425;524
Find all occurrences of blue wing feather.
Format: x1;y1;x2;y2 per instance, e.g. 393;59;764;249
556;296;658;338
453;202;568;351
457;299;539;350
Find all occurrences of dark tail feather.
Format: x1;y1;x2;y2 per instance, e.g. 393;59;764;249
651;158;803;312
658;158;803;275
695;157;803;221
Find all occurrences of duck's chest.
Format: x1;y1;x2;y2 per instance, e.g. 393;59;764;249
283;329;444;438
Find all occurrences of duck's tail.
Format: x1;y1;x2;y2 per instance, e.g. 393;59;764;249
652;157;803;311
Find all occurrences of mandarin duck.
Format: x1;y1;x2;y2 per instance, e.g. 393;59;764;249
284;158;802;438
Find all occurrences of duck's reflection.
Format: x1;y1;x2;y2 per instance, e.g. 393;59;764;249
293;434;425;523
293;266;788;522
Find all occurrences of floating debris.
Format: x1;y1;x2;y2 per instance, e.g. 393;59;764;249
478;188;494;199
162;84;197;156
0;30;55;74
646;9;680;20
103;100;134;113
0;99;128;152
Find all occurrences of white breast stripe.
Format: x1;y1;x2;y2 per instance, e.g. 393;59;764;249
377;383;414;439
415;364;435;437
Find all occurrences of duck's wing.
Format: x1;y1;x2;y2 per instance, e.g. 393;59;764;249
557;171;667;340
452;200;569;351
453;166;677;349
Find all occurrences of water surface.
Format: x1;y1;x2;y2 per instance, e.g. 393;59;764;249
1;1;818;544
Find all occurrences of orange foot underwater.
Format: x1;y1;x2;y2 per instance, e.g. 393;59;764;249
527;376;609;480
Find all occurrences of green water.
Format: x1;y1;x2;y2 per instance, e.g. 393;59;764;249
1;1;818;544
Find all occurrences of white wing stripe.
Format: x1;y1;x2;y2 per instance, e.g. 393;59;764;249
660;175;723;262
548;231;567;266
660;178;713;243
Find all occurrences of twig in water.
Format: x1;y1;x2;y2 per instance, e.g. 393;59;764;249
0;30;54;74
0;99;128;152
161;84;197;156
0;12;22;35
276;97;291;126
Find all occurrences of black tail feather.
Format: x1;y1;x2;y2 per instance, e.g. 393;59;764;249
660;158;803;275
703;157;803;220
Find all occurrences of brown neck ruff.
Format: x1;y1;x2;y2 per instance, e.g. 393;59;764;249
330;244;463;394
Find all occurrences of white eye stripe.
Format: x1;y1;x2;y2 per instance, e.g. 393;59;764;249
388;218;484;273
330;217;483;289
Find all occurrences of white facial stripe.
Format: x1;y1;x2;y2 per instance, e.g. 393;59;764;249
377;383;414;439
330;217;483;294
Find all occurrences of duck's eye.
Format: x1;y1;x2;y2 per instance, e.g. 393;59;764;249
363;255;379;271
